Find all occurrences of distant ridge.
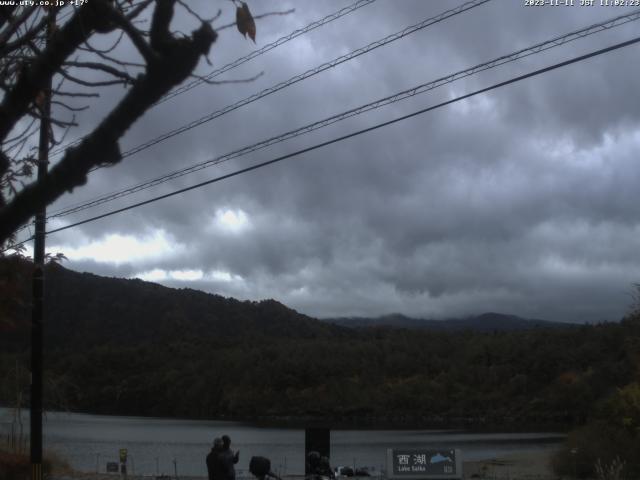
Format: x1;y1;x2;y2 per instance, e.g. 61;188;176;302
1;259;573;352
0;260;347;352
324;311;572;331
2;257;636;425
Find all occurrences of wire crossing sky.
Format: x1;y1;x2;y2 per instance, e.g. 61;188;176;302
49;0;379;158
39;0;493;223
42;0;490;186
8;34;640;252
38;8;640;224
8;1;640;324
155;0;378;105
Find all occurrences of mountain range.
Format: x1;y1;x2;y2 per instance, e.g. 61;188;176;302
2;258;636;427
1;259;574;352
325;312;571;331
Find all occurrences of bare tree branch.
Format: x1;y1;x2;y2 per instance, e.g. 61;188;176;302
0;6;38;51
52;90;100;98
0;0;218;243
190;70;263;85
87;48;146;68
0;0;121;142
125;0;155;21
80;30;126;55
106;7;158;64
0;14;47;58
0;0;274;247
57;68;131;88
63;61;137;83
50;101;90;113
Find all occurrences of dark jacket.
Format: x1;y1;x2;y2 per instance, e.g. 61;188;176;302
207;448;230;480
206;449;219;480
220;449;237;480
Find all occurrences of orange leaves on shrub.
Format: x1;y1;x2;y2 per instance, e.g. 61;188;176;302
557;370;578;385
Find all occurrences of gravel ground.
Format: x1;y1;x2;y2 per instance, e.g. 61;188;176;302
463;450;557;479
49;451;558;480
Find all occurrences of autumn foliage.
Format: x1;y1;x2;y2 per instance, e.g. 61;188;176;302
235;1;256;42
0;451;30;480
0;450;55;480
0;447;72;480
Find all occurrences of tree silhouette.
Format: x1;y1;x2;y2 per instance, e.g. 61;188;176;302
0;0;264;246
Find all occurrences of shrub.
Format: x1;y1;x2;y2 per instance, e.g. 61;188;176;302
0;450;32;480
552;421;640;479
0;448;71;480
594;456;626;480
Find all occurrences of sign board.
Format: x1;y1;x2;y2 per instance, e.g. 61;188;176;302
386;449;462;480
119;448;128;464
106;462;119;473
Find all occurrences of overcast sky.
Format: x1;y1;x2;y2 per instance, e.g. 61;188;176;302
15;0;640;323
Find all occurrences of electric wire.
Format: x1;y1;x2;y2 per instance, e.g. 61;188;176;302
41;0;492;218
48;0;378;157
42;8;640;223
49;0;491;164
9;0;491;239
158;0;377;105
5;33;639;254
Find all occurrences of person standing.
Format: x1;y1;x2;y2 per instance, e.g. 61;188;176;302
207;437;224;480
221;434;240;480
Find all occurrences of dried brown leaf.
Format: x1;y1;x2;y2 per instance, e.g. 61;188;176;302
236;2;256;42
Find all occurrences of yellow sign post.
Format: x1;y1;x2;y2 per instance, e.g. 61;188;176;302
119;448;128;477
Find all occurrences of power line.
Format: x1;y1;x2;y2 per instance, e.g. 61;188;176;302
42;8;640;222
115;0;491;161
49;0;377;158
5;33;638;254
43;0;491;217
157;0;377;105
41;1;492;222
9;0;491;241
50;0;491;165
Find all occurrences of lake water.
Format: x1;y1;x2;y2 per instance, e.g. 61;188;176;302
0;408;564;477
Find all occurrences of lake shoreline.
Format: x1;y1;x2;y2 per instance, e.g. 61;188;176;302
0;405;574;432
1;407;566;478
49;450;558;480
247;414;573;433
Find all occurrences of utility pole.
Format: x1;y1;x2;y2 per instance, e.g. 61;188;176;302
31;9;54;480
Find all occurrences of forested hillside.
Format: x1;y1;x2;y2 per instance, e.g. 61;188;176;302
1;259;343;353
327;312;570;331
1;258;639;430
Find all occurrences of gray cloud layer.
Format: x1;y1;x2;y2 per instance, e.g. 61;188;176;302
30;0;640;323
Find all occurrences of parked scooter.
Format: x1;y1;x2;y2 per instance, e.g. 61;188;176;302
249;456;282;480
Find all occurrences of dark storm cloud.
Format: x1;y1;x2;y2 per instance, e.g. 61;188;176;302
34;0;640;323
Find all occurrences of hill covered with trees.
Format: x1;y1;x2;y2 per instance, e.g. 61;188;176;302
1;259;639;433
326;312;571;331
